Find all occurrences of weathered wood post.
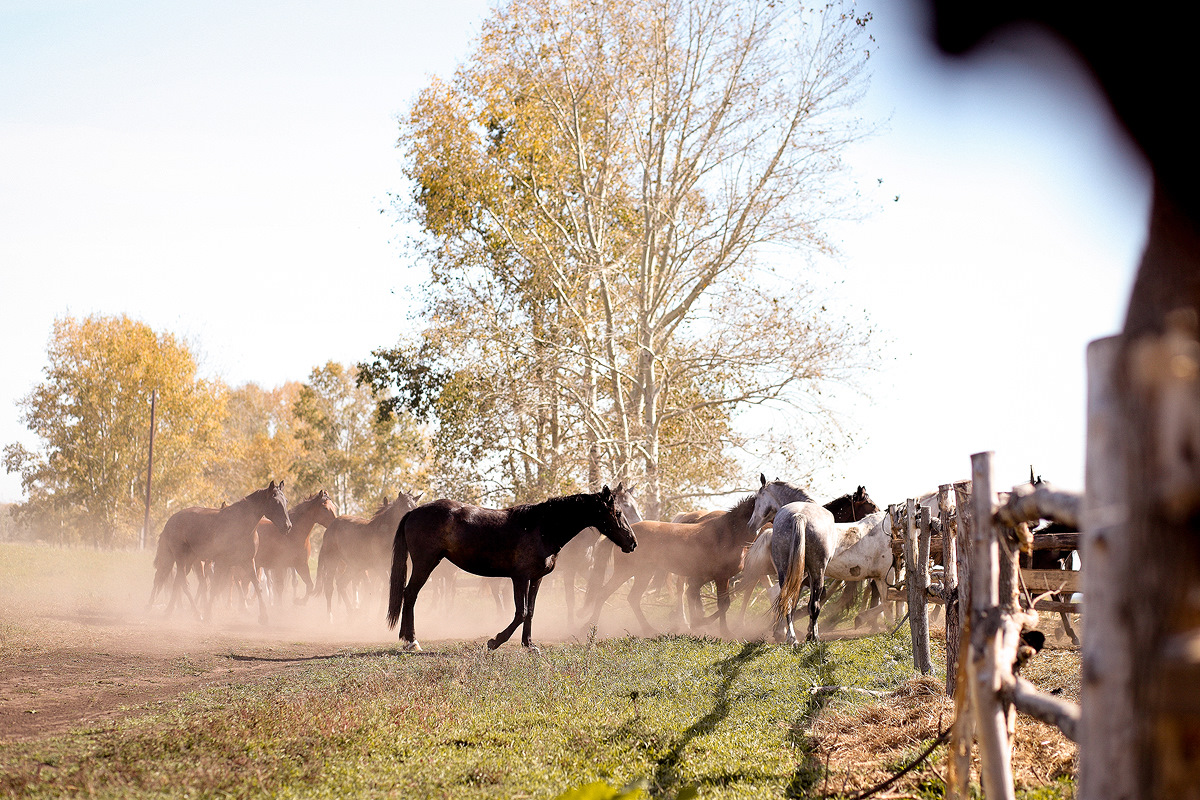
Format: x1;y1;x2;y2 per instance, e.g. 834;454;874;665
968;451;1016;800
1079;335;1137;799
947;479;975;800
941;484;959;696
906;497;932;675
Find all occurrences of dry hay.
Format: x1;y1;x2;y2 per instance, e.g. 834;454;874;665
806;656;1079;798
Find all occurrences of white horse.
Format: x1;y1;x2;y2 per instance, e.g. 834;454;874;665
754;510;893;637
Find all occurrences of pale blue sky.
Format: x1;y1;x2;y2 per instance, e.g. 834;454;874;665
0;1;1150;506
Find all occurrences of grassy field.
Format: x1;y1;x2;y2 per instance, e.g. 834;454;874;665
0;542;1077;799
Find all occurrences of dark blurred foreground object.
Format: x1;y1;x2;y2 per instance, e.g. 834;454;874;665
930;4;1200;798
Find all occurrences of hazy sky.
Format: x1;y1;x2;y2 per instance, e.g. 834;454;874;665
0;1;1151;507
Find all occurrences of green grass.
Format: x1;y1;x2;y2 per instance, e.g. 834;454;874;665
0;632;924;799
0;543;1075;799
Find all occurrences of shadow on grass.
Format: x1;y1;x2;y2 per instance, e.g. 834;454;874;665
648;640;770;797
784;641;837;798
227;648;456;663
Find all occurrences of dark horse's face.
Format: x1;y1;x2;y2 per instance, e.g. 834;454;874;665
598;485;637;553
265;480;293;534
852;486;880;519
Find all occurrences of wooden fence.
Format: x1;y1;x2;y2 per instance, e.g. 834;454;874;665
883;458;1085;799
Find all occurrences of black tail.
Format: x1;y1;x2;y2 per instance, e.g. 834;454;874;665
314;529;336;597
386;513;409;629
148;526;174;605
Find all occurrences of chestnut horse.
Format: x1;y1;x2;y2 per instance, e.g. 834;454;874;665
387;486;638;653
254;489;338;604
585;492;766;638
149;480;292;624
316;491;422;620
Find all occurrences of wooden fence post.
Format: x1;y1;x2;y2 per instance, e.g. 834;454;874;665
1079;335;1137;799
906;497;932;675
947;480;975;800
941;484;959;696
969;451;1016;800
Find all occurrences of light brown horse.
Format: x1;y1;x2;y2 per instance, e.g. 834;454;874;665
254;489;338;604
149;480;292;624
315;491;422;620
586;493;762;638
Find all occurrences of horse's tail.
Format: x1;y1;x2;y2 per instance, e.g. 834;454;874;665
386;512;410;629
148;522;176;605
314;528;337;596
773;517;806;623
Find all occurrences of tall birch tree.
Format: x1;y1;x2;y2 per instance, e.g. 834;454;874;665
370;0;877;515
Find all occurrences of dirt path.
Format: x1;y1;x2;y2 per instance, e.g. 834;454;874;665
0;606;396;742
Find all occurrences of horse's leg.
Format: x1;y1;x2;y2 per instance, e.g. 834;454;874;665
1056;596;1081;645
681;577;700;628
488;577;530;650
585;558;635;631
714;576;733;638
563;563;576;629
244;559;269;625
398;557;439;651
626;570;658;636
736;574;759;626
806;569;827;643
520;577;544;651
581;537;616;616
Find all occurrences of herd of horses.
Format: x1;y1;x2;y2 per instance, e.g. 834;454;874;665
147;473;1077;651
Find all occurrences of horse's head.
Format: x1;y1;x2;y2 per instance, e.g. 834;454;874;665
747;473;780;533
264;480;292;534
314;489;338;527
851;485;881;520
611;481;643;524
380;489;423;526
597;485;637;553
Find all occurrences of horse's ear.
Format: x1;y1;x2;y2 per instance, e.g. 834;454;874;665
615;481;624;493
269;480;276;490
760;473;767;487
600;484;612;500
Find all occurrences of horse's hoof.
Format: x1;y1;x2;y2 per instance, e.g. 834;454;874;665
486;638;501;650
399;639;421;653
524;644;542;656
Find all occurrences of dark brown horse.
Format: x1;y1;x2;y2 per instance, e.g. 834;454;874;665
315;491;422;620
149;480;292;624
387;486;638;653
549;482;642;628
254;489;338;604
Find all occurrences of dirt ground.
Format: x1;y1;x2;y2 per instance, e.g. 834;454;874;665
0;604;400;741
0;551;775;742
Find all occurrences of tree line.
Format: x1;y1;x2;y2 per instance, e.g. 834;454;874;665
6;0;880;545
4;315;429;548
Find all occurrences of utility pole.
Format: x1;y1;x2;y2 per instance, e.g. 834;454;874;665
141;389;156;550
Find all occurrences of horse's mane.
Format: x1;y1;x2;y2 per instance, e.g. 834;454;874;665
728;493;757;516
770;481;815;504
369;496;399;521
